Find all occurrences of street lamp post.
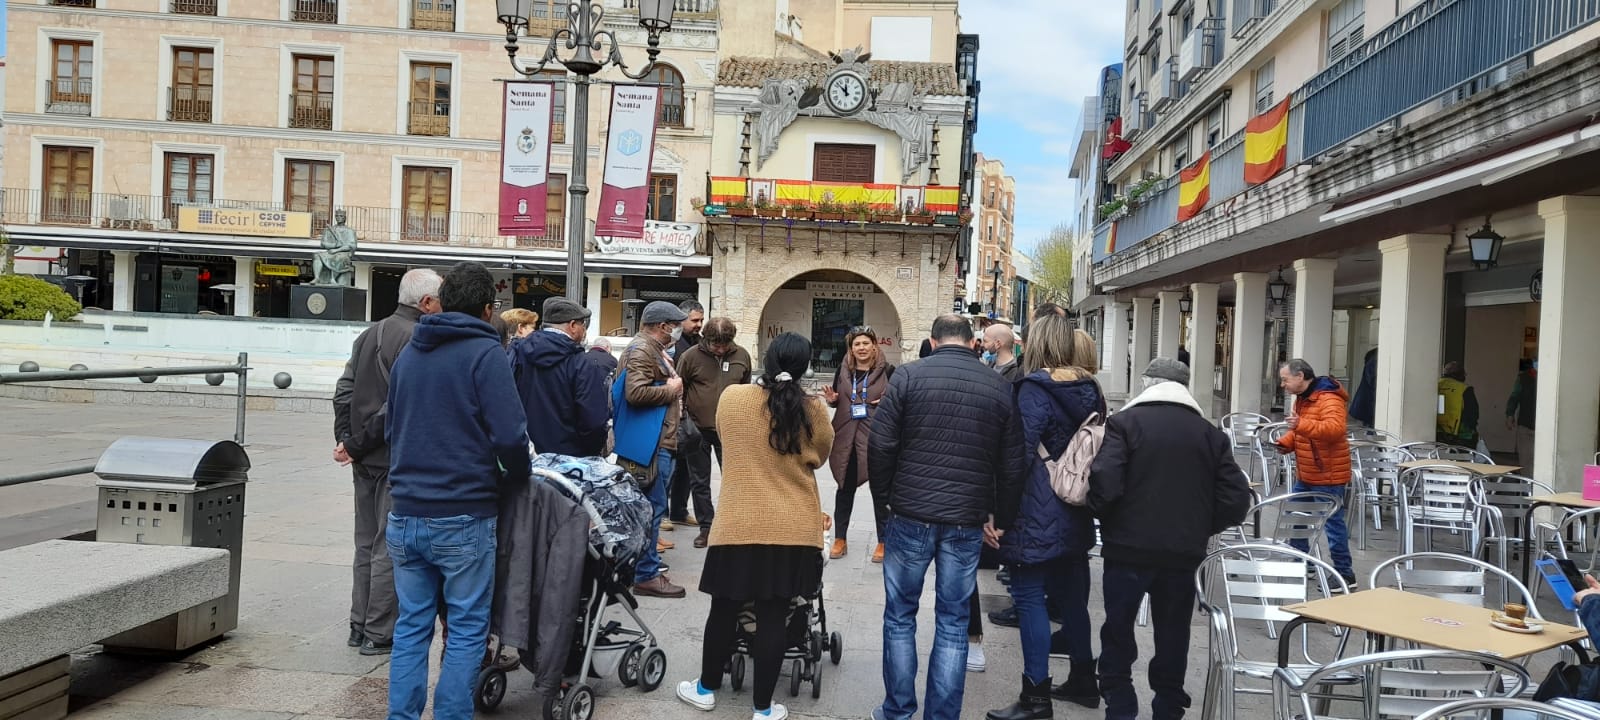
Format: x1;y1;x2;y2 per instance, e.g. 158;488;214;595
989;260;1003;317
497;0;677;303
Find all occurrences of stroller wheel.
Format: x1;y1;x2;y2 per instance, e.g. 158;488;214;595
638;647;668;692
811;655;824;699
730;654;746;691
474;668;507;712
618;643;644;688
789;660;803;697
810;632;824;662
542;687;564;720
562;683;595;720
829;631;844;665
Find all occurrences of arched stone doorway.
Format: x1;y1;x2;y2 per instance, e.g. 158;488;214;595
755;270;907;372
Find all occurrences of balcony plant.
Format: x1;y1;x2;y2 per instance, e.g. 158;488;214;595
754;195;784;220
1124;176;1163;207
812;200;847;222
848;201;875;223
904;203;936;225
726;199;756;218
1099;197;1128;219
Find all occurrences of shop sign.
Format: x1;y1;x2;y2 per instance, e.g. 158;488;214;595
178;207;314;238
594;221;699;257
257;263;302;277
807;281;876;300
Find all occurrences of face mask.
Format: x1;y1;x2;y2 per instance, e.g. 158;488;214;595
982;351;997;366
671;327;683;341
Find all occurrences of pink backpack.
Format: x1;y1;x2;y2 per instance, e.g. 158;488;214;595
1039;379;1108;506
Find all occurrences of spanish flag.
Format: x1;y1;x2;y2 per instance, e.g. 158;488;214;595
1244;97;1291;185
710;176;747;205
1103;222;1119;255
1177;151;1211;222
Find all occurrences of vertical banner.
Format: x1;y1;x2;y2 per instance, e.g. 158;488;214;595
594;85;661;239
499;82;555;236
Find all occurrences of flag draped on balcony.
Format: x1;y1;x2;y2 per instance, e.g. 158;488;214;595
710;177;748;204
1177;151;1211;222
1102;222;1119;255
1244;97;1291;185
1102;117;1133;160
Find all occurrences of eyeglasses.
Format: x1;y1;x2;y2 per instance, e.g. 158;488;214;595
492;300;506;309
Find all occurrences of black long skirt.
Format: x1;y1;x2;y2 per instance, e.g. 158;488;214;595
698;544;823;601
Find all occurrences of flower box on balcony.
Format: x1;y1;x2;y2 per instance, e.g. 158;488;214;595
755;206;784;220
813;212;847;222
905;213;935;225
787;209;815;221
871;213;901;224
727;206;756;218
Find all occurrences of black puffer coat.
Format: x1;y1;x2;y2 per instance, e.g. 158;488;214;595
869;345;1025;528
998;370;1101;566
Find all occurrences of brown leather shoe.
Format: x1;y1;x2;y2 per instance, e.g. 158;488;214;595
830;538;848;559
657;537;675;552
633;574;686;599
872;543;886;564
693;527;711;549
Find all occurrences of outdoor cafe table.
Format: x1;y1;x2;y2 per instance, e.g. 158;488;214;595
1519;493;1600;586
1276;587;1586;667
1398;460;1523;475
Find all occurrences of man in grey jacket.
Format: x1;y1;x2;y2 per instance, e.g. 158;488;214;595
332;268;441;655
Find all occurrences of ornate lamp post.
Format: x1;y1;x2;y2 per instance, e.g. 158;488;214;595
989;260;1004;317
497;0;677;302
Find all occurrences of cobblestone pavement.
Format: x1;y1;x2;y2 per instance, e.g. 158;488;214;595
0;397;1570;719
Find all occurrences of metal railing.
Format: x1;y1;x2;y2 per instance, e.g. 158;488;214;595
45;79;92;116
622;0;715;13
527;0;569;36
292;0;338;23
49;0;95;6
658;103;686;128
170;0;217;14
407;100;450;136
411;0;455;30
168;86;213;123
0;354;250;488
1;188;587;251
288;93;334;130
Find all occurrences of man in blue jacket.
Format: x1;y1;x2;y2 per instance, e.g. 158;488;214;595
511;297;610;458
385;261;531;720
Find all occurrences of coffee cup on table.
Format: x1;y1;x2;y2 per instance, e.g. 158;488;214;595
1503;603;1528;620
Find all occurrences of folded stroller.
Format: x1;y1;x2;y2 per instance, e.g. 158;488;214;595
477;454;665;720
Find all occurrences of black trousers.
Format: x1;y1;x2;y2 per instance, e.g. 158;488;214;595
670;428;719;526
1099;559;1194;720
833;454;889;541
700;596;788;710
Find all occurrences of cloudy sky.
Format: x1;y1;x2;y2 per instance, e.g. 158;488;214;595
961;1;1126;255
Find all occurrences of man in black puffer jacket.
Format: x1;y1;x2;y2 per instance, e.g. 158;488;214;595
869;314;1025;720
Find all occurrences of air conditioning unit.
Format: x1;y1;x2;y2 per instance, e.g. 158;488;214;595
1232;0;1274;39
1179;20;1222;81
1123;95;1147;138
1149;60;1177;112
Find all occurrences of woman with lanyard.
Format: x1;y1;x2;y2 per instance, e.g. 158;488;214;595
821;326;894;563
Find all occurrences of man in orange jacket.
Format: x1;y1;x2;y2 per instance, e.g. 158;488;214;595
1276;358;1356;587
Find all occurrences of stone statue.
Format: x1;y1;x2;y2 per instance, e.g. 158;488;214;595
312;210;357;287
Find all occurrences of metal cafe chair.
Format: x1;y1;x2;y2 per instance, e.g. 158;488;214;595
1253;424;1295;497
1533;506;1600;607
1413;697;1600;720
1369;552;1542;616
1472;474;1558;572
1348;427;1401;445
1353;443;1413;549
1400;464;1484;556
1271;649;1530;720
1223;412;1273;483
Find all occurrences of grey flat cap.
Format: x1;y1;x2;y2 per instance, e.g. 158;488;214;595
542;297;591;324
1143;357;1191;385
641;300;688;325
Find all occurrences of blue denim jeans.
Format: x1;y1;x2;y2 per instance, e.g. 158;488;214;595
1012;552;1093;683
385;513;497;720
1099;560;1195;720
1287;481;1353;575
634;448;673;584
878;514;982;720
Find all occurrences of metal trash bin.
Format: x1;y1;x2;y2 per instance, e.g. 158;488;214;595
92;437;250;651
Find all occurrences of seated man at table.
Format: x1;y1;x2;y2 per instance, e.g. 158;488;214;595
1275;359;1356;588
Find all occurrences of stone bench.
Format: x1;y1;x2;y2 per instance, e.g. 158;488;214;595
0;540;230;720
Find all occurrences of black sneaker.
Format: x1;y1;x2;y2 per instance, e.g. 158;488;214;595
988;606;1019;628
1338;572;1359;591
359;639;393;656
348;623;364;648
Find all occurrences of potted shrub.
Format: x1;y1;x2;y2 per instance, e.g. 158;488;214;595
813;200;847;222
726;199;755;218
905;203;936;225
754;196;785;219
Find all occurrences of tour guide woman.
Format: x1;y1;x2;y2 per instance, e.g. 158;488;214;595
676;332;834;720
821;325;894;562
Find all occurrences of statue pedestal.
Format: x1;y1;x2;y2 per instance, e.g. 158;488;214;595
291;285;367;322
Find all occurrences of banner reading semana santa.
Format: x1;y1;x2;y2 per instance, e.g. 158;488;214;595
499;82;556;237
594;85;661;239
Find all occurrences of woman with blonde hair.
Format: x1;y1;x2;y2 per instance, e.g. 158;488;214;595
500;308;539;341
988;316;1104;720
821;325;894;562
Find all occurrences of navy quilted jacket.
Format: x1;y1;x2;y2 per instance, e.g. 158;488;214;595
999;370;1102;566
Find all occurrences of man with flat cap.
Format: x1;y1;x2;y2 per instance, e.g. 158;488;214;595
510;297;611;459
619;300;690;598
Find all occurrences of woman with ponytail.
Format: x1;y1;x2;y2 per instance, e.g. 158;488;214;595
676;332;835;720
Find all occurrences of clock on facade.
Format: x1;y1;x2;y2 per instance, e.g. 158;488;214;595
824;70;869;116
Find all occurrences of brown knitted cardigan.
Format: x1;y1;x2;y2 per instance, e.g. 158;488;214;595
706;385;835;549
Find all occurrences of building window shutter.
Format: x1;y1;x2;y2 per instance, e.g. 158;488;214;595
812;144;876;184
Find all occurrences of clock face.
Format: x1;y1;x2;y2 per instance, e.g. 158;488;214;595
826;73;867;115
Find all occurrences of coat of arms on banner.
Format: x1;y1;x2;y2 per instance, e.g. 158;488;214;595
618;129;643;156
517;127;538;154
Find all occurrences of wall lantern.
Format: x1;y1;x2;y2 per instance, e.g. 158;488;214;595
1178;289;1193;314
1467;217;1504;270
1267;266;1290;305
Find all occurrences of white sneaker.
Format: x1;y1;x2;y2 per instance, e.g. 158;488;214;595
676;679;715;711
967;642;987;673
754;703;789;720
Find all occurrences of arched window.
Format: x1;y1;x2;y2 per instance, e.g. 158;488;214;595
647;64;685;128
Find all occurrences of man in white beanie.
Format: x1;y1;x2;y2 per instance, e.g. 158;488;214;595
1087;358;1251;720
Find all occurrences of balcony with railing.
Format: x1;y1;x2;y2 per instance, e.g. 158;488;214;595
620;0;716;15
45;79;92;116
49;0;95;6
292;0;338;23
168;87;213;123
288;93;334;130
524;0;571;36
411;0;455;30
704;177;967;226
170;0;217;14
407;100;450;137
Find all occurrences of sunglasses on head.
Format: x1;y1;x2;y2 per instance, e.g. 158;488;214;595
850;325;874;335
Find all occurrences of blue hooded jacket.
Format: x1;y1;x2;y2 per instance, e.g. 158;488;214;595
386;312;532;519
999;370;1102;566
510;329;611;458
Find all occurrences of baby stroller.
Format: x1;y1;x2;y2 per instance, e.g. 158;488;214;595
723;525;843;700
476;455;667;720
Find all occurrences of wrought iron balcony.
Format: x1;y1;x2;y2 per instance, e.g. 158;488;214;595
170;0;218;15
411;0;455;30
288;93;334;130
45;79;92;116
621;0;715;15
49;0;95;6
168;86;213;123
407;100;450;137
291;0;338;23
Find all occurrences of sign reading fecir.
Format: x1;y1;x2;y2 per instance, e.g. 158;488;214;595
177;207;314;238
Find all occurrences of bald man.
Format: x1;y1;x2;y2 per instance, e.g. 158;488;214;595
986;324;1023;383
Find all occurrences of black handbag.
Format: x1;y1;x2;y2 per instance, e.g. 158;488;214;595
1535;659;1600;702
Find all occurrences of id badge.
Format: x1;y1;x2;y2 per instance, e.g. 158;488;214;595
722;361;730;372
851;403;869;419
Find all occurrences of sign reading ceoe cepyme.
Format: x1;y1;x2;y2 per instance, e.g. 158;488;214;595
178;207;314;238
